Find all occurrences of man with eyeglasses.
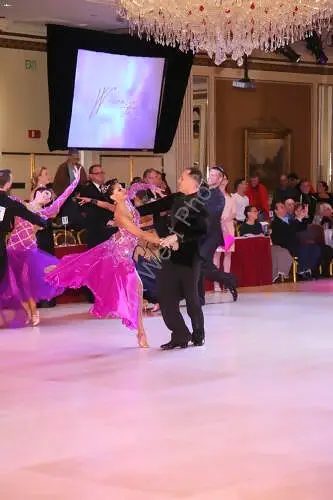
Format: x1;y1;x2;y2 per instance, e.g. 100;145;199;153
79;164;117;249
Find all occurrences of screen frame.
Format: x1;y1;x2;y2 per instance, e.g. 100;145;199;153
47;25;193;154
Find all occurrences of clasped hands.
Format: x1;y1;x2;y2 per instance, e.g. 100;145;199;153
159;234;179;251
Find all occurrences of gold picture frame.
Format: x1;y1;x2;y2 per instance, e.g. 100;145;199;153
245;128;291;193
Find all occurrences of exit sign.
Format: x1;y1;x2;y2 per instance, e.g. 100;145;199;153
25;59;37;71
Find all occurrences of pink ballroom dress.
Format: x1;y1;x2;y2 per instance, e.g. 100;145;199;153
0;178;79;328
45;197;144;330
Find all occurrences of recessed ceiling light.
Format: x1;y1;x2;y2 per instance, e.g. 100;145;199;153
1;3;12;7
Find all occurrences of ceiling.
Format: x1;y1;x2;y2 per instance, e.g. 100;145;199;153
0;0;127;33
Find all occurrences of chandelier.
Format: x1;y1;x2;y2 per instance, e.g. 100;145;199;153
116;0;332;65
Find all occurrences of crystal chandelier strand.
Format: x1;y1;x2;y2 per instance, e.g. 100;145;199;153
116;0;332;64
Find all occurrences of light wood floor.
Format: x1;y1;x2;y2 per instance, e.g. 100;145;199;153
0;281;333;499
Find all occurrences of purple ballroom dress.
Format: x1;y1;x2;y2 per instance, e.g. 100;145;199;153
0;179;79;328
45;200;142;330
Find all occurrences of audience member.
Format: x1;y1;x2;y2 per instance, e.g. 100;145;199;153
298;179;317;222
213;171;236;280
271;173;289;206
52;149;87;228
239;206;263;236
53;149;87;196
270;202;320;280
285;198;296;221
315;181;333;206
30;167;53;200
79;165;117;249
245;174;269;221
232;178;249;224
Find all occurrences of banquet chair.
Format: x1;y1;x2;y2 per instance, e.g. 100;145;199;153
54;229;77;247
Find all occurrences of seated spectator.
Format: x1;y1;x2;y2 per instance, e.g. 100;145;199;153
232;178;249;224
270;202;320;280
79;165;117;249
245;173;269;221
284;198;295;222
239;206;263;236
315;181;333;206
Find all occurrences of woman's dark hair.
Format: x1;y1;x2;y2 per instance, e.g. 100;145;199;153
244;205;257;219
318;180;329;192
33;186;53;200
105;178;119;197
234;178;245;191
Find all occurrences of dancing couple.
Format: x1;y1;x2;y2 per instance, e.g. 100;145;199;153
46;168;209;349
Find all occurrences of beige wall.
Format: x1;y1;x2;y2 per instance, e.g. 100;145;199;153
215;79;312;183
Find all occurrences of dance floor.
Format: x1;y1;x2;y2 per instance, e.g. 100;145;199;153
1;281;333;499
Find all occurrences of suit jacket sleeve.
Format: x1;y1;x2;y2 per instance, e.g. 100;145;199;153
137;194;176;216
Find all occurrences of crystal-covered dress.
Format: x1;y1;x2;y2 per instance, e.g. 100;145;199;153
45;196;143;330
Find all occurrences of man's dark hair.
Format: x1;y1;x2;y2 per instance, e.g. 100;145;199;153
186;167;203;185
0;169;11;188
234;178;245;191
89;164;102;175
130;176;142;185
287;172;299;181
143;168;156;179
273;201;284;211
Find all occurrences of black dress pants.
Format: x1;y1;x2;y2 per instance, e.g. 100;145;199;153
157;258;204;344
199;251;237;305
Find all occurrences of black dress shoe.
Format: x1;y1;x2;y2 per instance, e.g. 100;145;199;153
228;286;238;302
192;338;205;346
160;340;189;350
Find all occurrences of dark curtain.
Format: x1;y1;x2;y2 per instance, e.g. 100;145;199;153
47;24;193;153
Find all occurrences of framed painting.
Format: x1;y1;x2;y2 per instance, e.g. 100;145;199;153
244;129;291;193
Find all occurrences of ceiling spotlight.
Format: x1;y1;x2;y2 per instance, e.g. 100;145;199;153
306;32;328;65
1;3;12;7
276;45;301;63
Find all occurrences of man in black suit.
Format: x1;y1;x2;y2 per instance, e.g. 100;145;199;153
156;168;209;349
79;164;117;248
198;166;238;304
0;169;47;283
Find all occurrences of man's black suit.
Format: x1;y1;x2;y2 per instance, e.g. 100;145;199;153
79;182;117;249
0;191;47;282
157;192;208;345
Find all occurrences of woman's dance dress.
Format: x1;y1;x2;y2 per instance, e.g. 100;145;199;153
45;199;143;330
0;178;79;327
